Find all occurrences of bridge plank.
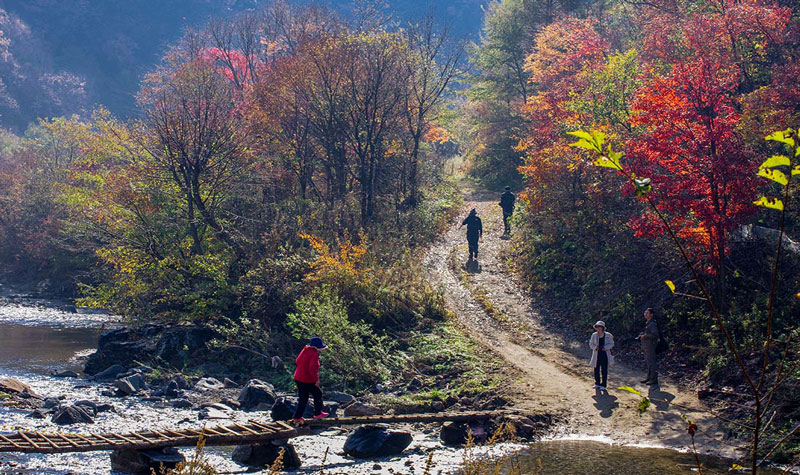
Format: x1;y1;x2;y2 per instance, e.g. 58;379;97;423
0;433;22;449
36;432;60;449
0;410;511;454
232;423;259;435
17;431;40;449
55;433;80;448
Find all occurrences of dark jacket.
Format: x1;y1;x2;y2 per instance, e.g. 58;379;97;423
641;319;659;353
294;345;320;384
462;215;483;242
500;191;516;213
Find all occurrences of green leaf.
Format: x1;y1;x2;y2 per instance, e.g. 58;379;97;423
766;130;795;148
637;396;651;414
753;196;784;211
570;139;598;151
759;155;790;169
665;280;676;293
618;386;642;397
593;156;620;169
758;167;789;186
567;130;605;153
566;130;595;141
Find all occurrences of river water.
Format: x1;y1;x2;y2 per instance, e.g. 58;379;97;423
0;297;782;474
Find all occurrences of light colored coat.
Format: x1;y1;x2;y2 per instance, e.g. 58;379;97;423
589;331;615;367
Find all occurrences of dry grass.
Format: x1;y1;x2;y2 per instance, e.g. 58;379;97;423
459;423;540;475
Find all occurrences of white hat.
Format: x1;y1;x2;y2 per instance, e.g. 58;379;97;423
594;320;606;328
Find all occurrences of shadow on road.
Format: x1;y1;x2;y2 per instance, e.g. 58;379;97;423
648;386;676;411
465;259;482;274
593;389;619;417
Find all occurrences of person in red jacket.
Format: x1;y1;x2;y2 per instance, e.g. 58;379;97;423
292;336;330;422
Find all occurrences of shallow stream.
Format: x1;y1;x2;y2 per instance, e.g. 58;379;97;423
0;296;782;474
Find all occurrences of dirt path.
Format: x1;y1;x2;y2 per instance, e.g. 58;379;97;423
424;190;742;458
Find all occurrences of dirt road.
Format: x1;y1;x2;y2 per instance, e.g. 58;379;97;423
424;191;741;458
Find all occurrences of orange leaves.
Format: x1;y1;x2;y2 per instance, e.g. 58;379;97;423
299;232;368;282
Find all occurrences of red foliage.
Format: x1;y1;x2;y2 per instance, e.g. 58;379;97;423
628;1;790;269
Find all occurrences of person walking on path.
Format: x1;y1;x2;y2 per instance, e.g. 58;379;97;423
499;186;516;235
292;336;330;422
638;308;659;386
589;320;614;390
460;208;483;260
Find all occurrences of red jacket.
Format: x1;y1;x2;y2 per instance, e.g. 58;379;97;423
293;345;320;384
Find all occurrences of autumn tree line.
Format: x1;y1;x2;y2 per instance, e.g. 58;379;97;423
463;0;800;460
0;3;474;386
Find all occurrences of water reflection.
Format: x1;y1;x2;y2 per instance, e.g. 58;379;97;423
514;439;781;474
0;323;101;374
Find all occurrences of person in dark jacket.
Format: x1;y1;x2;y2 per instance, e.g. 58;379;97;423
637;308;659;386
460;208;483;260
292;336;329;422
499;186;516;235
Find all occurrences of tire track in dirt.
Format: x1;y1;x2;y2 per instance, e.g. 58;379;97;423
424;190;742;459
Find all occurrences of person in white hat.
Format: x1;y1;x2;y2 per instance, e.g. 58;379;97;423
589;320;614;390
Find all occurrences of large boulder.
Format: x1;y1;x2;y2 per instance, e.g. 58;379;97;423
440;421;470;446
270;396;339;421
343;425;413;458
194;377;225;392
232;440;302;468
110;447;185;474
113;374;146;396
84;324;215;375
90;364;126;381
52;405;94;425
238;380;278;410
0;378;41;398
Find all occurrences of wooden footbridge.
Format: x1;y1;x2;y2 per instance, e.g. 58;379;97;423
0;410;507;454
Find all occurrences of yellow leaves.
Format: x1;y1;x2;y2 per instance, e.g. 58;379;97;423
760;154;790;169
758;167;788;186
753;196;784;211
665;280;676;293
765;129;795;148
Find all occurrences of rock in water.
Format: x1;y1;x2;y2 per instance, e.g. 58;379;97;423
343;425;413;458
238;379;278;410
113;374;146;395
110;447;185;474
193;377;225;392
165;380;180;399
440;421;469;446
232;440;302;468
52;405;94;425
90;364;126;381
0;378;41;398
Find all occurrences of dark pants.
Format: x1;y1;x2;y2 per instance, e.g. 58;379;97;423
594;351;608;387
468;238;479;259
293;380;323;418
645;346;658;383
502;211;512;234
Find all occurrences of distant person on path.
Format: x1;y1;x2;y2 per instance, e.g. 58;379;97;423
638;308;659;386
499;186;516;235
292;336;330;422
589;320;614;390
460;208;483;260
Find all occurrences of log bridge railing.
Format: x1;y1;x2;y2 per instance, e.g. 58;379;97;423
0;410;507;454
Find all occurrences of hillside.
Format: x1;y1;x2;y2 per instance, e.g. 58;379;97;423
0;0;485;131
